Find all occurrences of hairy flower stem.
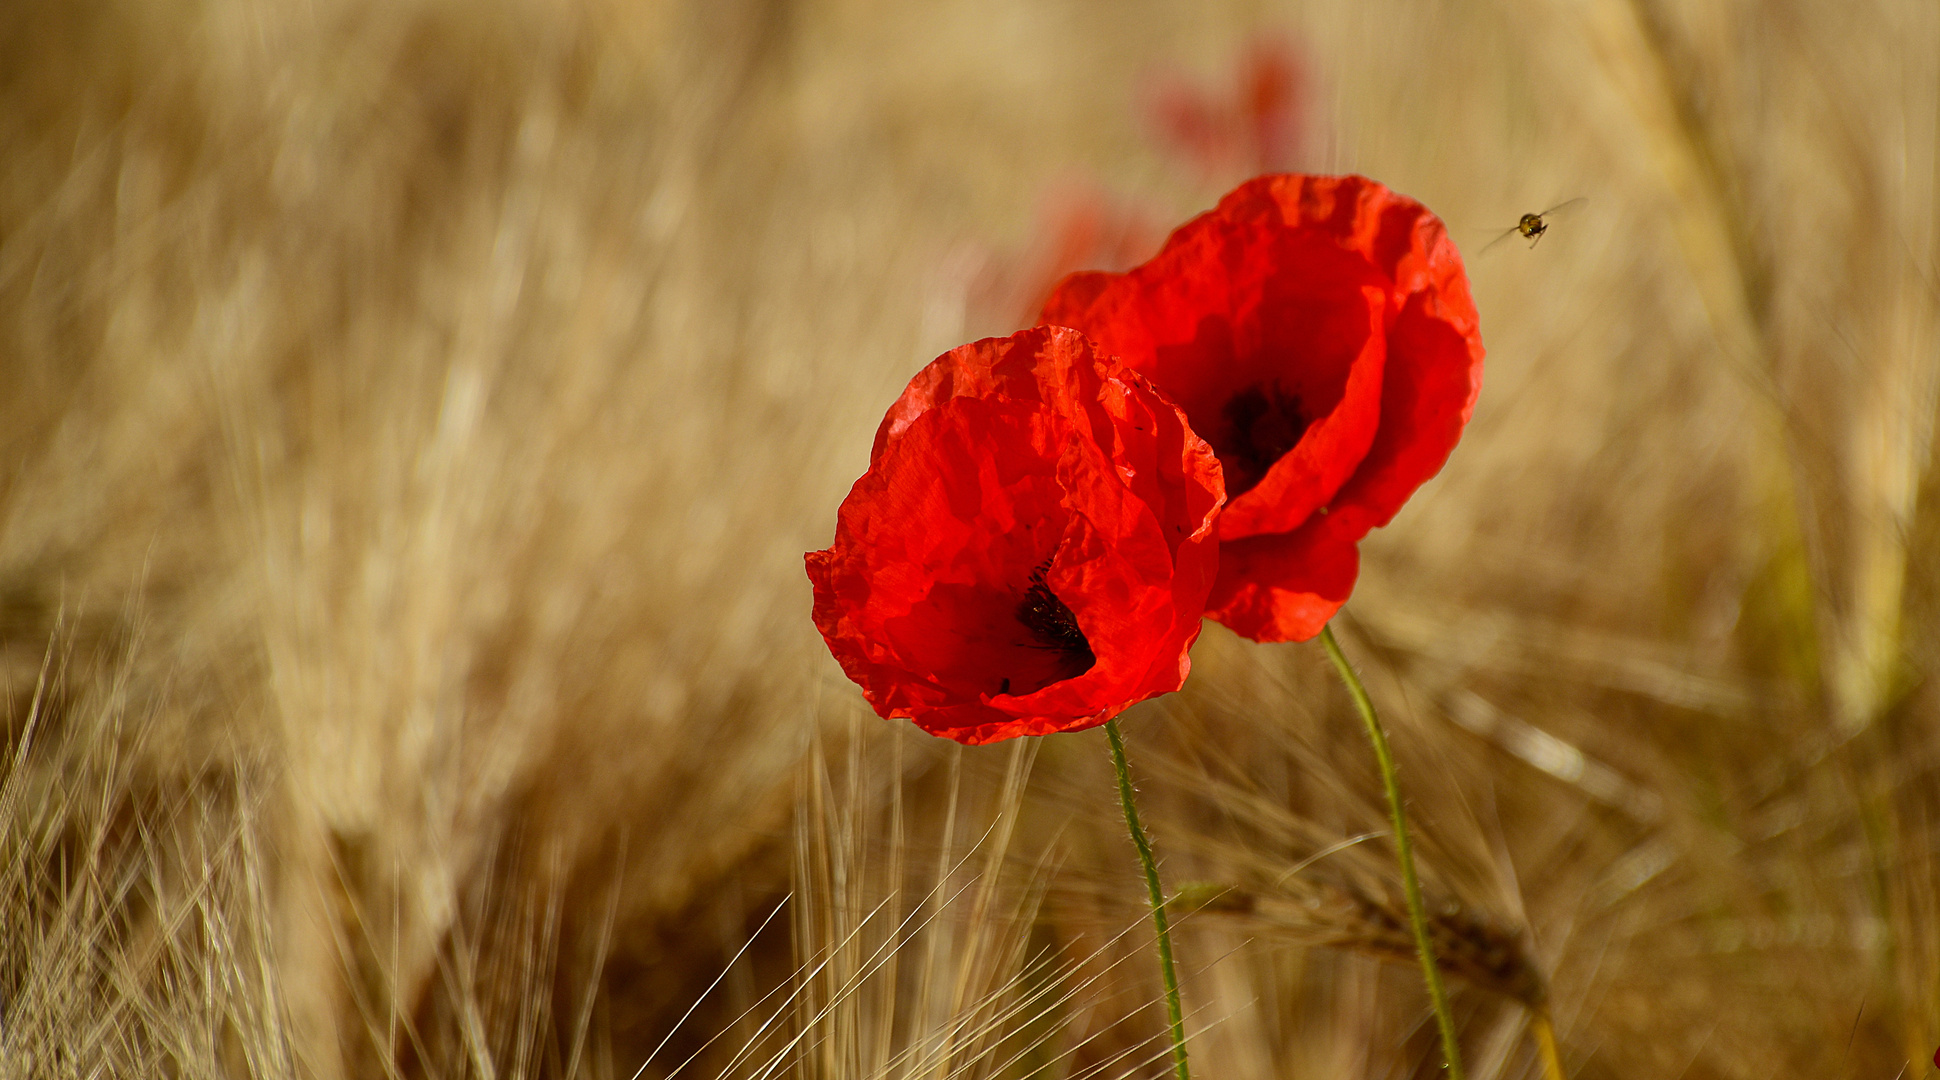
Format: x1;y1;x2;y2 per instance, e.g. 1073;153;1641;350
1319;624;1465;1080
1104;718;1190;1080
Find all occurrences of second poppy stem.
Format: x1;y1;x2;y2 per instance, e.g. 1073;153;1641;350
1319;623;1465;1080
1104;718;1189;1080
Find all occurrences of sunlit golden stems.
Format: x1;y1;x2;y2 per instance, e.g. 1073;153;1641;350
1531;1007;1567;1080
1318;624;1465;1080
1104;718;1190;1080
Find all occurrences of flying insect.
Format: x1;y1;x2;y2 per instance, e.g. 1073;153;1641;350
1480;198;1587;254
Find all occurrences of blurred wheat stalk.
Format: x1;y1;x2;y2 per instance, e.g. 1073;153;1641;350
1;0;1936;1077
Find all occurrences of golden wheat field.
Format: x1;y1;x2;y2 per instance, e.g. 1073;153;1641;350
2;0;1937;1076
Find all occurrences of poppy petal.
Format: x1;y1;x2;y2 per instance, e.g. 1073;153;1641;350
1204;516;1360;644
1043;173;1482;642
1322;233;1484;540
808;326;1224;744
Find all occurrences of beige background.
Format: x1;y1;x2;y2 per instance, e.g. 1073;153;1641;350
0;0;1935;1076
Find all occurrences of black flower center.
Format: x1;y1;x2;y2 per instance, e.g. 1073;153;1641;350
1218;382;1309;496
1009;564;1095;692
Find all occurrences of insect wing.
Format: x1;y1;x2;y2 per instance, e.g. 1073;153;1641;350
1477;197;1587;255
1533;197;1587;221
1477;224;1525;257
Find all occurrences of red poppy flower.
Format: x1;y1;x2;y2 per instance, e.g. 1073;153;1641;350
1143;35;1307;178
807;326;1225;745
1041;173;1484;643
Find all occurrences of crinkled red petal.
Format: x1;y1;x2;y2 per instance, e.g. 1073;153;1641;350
1320;232;1484;538
1042;173;1483;641
807;326;1224;744
1204;515;1359;643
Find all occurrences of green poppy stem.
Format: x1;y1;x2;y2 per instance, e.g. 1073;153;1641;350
1104;718;1190;1080
1318;623;1465;1080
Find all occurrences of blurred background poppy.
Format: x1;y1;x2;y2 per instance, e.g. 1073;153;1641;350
0;1;1935;1077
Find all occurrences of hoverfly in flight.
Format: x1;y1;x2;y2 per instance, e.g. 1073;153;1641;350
1480;198;1587;255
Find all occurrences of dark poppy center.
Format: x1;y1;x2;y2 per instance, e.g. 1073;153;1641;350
1217;382;1309;496
1004;565;1095;694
